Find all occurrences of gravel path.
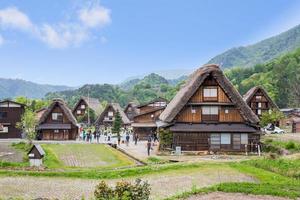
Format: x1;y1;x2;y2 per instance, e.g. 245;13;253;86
0;167;256;199
0;142;23;162
185;192;290;200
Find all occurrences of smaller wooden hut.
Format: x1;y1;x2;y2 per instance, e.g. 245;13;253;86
37;99;79;140
95;103;130;129
28;144;45;167
243;86;278;118
292;118;300;133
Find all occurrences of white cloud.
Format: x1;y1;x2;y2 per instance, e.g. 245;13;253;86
38;23;89;48
79;4;111;28
0;34;4;45
0;2;111;48
0;7;33;31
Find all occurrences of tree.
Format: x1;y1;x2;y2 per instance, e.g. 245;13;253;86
260;109;285;127
16;109;38;144
77;108;96;124
112;111;122;145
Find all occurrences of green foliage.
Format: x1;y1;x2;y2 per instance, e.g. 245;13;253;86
225;47;300;108
260;109;285;127
112;111;122;136
244;158;300;179
262;139;300;154
77;108;97;124
46;73;183;108
14;96;50;111
208;24;300;69
94;179;151;200
159;129;173;150
16;109;38;144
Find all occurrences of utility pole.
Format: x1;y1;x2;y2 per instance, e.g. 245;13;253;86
88;86;90;126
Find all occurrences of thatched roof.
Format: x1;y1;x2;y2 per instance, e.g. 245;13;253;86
159;64;259;125
137;97;168;108
243;86;279;109
73;96;102;115
95;103;130;125
39;99;77;126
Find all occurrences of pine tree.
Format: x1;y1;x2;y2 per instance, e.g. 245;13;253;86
112;111;122;144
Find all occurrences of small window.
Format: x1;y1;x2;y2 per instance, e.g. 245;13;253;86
221;134;231;144
203;87;218;97
52;113;63;121
241;134;248;144
54;129;59;133
257;109;261;115
77;110;81;114
0;126;9;133
0;112;8;119
202;106;219;115
108;112;114;117
258;102;262;108
225;109;229;114
191;108;196;114
210;134;220;149
81;104;85;109
256;96;262;100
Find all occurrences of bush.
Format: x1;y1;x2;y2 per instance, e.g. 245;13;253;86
285;141;296;150
159;129;173;151
94;179;151;200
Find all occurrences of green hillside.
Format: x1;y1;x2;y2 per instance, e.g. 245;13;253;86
208;24;300;68
225;47;300;108
46;73;184;107
0;78;73;99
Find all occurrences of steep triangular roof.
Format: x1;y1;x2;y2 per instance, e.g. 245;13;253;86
95;103;130;125
159;64;259;124
39;99;77;126
73;96;102;115
243;86;279;109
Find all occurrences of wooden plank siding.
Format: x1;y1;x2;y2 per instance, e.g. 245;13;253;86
176;106;202;123
189;86;231;103
219;107;244;122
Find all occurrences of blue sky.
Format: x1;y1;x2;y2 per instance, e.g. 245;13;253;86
0;0;300;86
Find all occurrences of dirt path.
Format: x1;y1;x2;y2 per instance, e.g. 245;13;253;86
0;142;23;162
185;192;290;200
0;167;256;199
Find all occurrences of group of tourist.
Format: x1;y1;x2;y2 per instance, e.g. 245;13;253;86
78;127;159;156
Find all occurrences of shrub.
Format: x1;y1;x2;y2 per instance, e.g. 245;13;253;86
94;179;151;200
285;141;296;150
159;129;173;151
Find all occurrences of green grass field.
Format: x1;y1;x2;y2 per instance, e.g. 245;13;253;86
42;143;135;169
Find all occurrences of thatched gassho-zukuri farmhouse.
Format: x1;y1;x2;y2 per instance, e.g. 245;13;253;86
72;96;102;122
243;86;279;118
37;99;79;140
95;103;130;129
158;64;261;152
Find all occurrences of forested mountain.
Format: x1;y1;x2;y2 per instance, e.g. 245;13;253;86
46;73;185;108
208;24;300;69
0;78;73;99
225;47;300;108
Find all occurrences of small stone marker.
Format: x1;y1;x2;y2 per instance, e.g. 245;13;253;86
175;146;181;155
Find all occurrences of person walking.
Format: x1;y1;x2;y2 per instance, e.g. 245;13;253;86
147;139;151;156
96;131;100;143
125;133;130;146
83;130;86;141
134;133;139;145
